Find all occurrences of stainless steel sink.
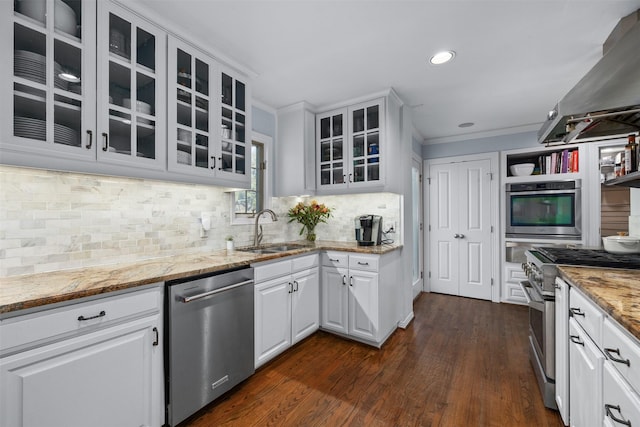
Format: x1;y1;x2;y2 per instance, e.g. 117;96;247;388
238;244;308;254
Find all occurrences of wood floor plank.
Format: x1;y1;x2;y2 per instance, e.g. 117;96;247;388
181;293;563;427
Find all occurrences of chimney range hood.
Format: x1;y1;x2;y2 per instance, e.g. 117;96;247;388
538;10;640;145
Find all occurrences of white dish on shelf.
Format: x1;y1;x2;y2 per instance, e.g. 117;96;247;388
123;98;152;115
177;151;192;165
510;163;535;176
602;236;640;254
17;0;77;35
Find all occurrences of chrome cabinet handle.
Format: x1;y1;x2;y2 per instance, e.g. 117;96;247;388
342;275;346;286
102;132;109;151
604;348;631;366
569;335;584;346
78;310;106;321
294;280;299;292
85;130;93;149
348;173;352;183
329;258;340;262
152;327;159;346
570;307;585;317
349;276;354;287
454;234;460;238
211;156;216;169
288;282;293;294
605;404;632;426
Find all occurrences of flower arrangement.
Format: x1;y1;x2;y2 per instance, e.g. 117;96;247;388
288;200;332;241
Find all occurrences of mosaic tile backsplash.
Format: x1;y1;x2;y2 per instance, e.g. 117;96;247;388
0;166;401;276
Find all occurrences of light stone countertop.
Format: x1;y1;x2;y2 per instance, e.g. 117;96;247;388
0;241;401;315
559;265;640;341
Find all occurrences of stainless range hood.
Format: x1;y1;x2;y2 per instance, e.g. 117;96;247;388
538;10;640;145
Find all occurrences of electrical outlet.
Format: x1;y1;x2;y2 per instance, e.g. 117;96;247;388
386;221;397;234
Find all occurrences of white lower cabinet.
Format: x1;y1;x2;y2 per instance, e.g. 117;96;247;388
555;277;570;425
254;254;319;368
320;251;398;347
569;317;604;427
0;285;164;427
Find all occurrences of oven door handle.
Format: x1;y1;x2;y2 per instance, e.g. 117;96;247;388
520;281;545;311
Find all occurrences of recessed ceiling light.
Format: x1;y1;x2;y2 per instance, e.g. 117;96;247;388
429;50;455;65
458;122;474;128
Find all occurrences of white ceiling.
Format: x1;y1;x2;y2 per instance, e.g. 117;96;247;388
132;0;640;144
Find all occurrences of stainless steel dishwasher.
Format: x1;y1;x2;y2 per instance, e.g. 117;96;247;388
165;266;254;426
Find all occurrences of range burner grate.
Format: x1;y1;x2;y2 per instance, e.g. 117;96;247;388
537;247;640;270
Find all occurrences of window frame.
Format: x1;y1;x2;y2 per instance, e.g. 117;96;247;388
230;132;273;225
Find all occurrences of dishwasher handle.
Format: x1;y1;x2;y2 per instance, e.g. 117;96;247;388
181;279;254;303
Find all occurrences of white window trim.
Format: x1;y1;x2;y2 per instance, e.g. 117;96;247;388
230;131;273;225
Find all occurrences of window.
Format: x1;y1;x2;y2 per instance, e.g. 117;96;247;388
231;133;271;224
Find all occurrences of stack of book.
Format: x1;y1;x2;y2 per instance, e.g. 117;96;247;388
537;149;579;175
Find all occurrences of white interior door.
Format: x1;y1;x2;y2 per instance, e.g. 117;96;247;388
411;157;424;298
428;159;493;301
429;163;458;295
458;159;492;300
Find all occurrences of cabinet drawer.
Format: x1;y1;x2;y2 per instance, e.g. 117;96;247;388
570;288;603;347
254;259;292;282
349;255;379;272
322;252;349;268
0;286;161;355
505;264;526;283
604;317;640;394
604;362;640;427
292;254;319;272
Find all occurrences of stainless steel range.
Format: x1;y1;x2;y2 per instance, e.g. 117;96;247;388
521;247;640;410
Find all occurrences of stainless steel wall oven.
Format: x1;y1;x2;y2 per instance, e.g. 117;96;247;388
506;180;581;239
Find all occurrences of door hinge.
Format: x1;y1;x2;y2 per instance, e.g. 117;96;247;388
427;177;431;185
420;223;423;231
420;271;424;279
491;278;494;286
491;225;494;233
419;174;423;183
428;271;431;278
487;172;493;181
428;224;431;231
261;160;267;170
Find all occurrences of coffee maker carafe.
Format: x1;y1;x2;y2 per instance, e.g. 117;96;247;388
354;215;383;246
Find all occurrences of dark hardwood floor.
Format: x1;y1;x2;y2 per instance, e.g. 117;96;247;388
181;292;563;426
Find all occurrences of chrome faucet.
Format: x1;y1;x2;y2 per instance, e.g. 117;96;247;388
253;209;278;247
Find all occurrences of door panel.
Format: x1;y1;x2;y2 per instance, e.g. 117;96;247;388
429;163;458;295
429;159;492;300
459;159;492;300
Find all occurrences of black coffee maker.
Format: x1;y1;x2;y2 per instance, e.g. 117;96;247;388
354;215;383;246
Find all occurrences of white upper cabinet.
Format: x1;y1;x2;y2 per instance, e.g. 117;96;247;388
2;0;250;187
96;1;166;170
217;64;251;186
3;0;167;170
167;37;217;178
315;91;403;195
317;98;384;192
3;0;97;161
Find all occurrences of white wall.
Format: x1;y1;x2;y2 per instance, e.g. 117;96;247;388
422;130;539;159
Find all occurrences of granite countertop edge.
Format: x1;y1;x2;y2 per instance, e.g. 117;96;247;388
0;241;402;315
558;265;640;341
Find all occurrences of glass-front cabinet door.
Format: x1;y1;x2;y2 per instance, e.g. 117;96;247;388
96;2;165;169
167;37;215;177
316;98;385;191
3;0;96;159
317;109;346;188
218;66;250;184
349;99;384;187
